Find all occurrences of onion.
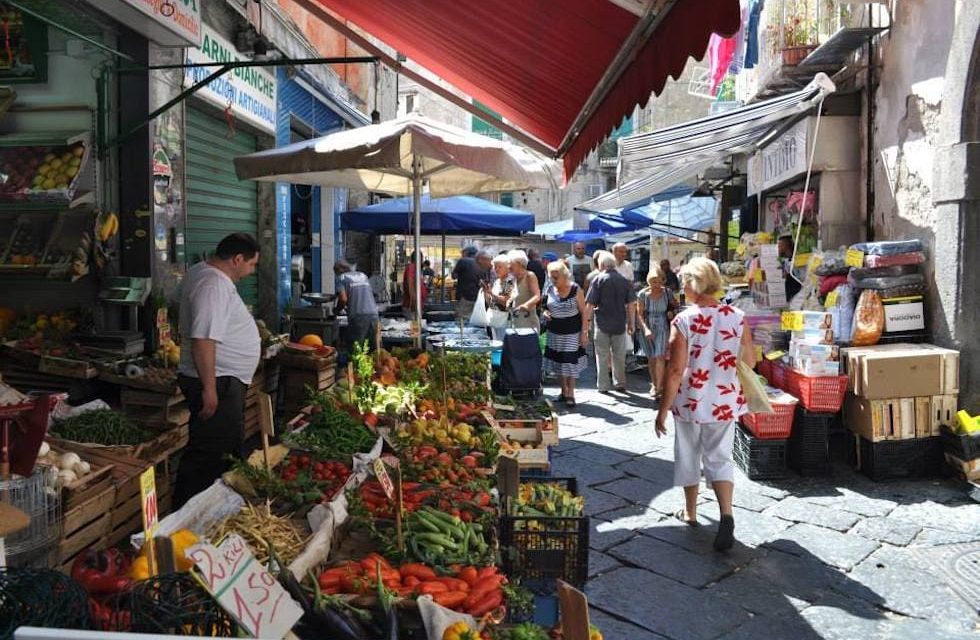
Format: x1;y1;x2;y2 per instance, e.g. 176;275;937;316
74;460;91;476
57;469;77;486
38;441;50;457
59;452;81;470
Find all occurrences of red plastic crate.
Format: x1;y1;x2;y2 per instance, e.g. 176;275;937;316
742;400;798;439
757;360;773;385
786;370;848;412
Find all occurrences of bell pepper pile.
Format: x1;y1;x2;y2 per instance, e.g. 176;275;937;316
356;480;435;518
317;556;507;618
278;453;352;504
71;549;134;632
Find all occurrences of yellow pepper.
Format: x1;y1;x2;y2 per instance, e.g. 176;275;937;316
130;555;150;581
170;529;199;571
443;621;479;640
590;625;603;640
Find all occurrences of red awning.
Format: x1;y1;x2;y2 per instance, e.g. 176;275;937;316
310;0;740;180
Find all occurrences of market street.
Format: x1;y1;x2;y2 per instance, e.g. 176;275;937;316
546;366;980;640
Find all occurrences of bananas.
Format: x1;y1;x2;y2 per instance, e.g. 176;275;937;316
97;211;119;242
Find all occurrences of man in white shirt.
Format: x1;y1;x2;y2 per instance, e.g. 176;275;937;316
612;242;640;371
175;233;261;507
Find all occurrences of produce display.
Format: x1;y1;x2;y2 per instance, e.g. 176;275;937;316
0;142;85;196
36;442;92;488
206;503;309;567
51;409;152;446
402;506;493;568
400;446;492;486
283;405;378;460
511;482;583;518
227;453;352;511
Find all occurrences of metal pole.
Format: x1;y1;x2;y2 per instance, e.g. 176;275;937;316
441;232;447;304
413;156;424;345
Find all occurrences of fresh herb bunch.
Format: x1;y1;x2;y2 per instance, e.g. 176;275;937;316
283;405;377;460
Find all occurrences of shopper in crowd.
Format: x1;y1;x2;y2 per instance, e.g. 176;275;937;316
402;251;428;319
542;262;590;407
655;257;755;551
335;259;379;351
508;249;541;331
585;249;609;289
660;258;681;292
175;233;261;508
482;253;515;340
585;252;636;393
636;265;676;398
421;259;435;289
453;246;483;321
566;241;592;289
526;248;547;296
613;242;634;282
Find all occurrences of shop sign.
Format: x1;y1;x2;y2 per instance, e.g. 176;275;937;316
747;120;808;196
184;26;277;134
86;0;201;47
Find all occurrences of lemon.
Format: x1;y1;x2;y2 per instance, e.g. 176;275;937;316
43;153;55;163
49;158;63;170
41;178;56;189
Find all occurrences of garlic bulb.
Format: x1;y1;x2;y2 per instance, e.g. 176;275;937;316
59;452;81;470
73;460;91;476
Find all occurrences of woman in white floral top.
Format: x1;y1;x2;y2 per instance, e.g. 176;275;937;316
655;257;756;551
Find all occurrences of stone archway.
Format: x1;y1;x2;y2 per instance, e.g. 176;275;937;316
933;8;980;409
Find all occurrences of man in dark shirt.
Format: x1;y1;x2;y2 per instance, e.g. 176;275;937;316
452;246;482;320
585;253;636;393
526;249;546;292
661;259;680;292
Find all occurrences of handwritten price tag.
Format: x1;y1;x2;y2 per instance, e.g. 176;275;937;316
824;290;840;309
845;248;865;268
187;534;303;639
780;311;803;331
374;457;395;501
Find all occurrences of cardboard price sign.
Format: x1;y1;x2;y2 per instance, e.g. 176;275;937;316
558;580;591;640
140;467;159;576
824;290;840;309
187;534;303;639
845;248;865;268
374;457;395;500
780;311;803;332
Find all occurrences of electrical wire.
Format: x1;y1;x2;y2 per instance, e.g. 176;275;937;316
788;97;825;286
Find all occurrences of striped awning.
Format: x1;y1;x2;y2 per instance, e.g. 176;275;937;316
577;73;836;213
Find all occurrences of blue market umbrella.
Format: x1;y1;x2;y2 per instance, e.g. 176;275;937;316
341;193;534;235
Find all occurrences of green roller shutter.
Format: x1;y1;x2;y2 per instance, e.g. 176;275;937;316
185;106;259;306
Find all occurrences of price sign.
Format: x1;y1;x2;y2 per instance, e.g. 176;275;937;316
780;311;803;331
374;458;395;500
140;467;159;575
824;290;840;309
845;248;865;268
187;534;303;639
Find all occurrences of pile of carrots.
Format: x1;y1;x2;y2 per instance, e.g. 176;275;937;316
317;554;506;617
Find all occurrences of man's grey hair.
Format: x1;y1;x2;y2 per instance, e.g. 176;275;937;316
599;254;617;270
476;250;492;260
613;242;627;251
461;245;478;257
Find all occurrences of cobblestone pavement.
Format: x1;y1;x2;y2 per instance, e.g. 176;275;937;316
544;363;980;639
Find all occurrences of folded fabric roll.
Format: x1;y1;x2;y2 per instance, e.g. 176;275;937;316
851;239;924;256
850;264;919;280
819;274;848;296
848;271;925;290
863;252;926;268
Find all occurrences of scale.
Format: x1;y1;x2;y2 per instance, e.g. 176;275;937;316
290;292;339;345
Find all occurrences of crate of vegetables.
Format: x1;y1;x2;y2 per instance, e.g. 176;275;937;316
488;397;559;445
48;408;188;464
499;477;588;592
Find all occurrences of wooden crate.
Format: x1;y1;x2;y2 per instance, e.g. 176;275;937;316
485;402;559;446
49;423;188;466
38;355;98;379
500;429;550;471
57;487;114;570
57;512;111;574
48;443;115;511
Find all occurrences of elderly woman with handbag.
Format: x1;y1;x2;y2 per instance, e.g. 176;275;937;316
655;257;756;551
636;264;676;398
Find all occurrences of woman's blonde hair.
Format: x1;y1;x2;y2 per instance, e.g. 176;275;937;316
646;263;665;287
547;260;570;280
679;257;723;296
507;249;528;267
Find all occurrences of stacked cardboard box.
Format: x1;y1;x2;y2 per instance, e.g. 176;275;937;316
787;311;840;376
750;245;788;309
842;343;958;479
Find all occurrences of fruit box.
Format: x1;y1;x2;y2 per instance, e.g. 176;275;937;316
500;429;550;470
484;402;559;445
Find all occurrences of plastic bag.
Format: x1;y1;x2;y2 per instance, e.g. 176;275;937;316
468;290;490;327
487;307;510;329
848;271;925;291
737;361;773;414
852;239;924;255
829;284;856;344
863;252;926;268
851;290;885;346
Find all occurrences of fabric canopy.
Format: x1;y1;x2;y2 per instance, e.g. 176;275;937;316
311;0;741;180
578;73;837;212
535;214;636;240
341;194;534;236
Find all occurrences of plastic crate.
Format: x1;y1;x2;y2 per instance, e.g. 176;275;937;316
499;511;589;592
940;426;980;461
785;370;848;412
848;434;944;481
734;424;788;480
742;400;797;439
771;361;789;390
757;360;773;385
789;408;833;475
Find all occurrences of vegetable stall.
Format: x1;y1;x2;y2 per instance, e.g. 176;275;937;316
1;345;601;640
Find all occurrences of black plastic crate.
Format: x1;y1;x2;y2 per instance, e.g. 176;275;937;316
940;426;980;461
848;434;944;481
734;424;788;480
789;408;833;476
499;508;589;593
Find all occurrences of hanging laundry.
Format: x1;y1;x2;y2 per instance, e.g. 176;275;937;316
744;0;766;69
707;33;738;95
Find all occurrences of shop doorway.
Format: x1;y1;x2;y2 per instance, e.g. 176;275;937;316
288;123;315;297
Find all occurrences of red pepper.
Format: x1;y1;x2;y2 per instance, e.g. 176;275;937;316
71;548;133;595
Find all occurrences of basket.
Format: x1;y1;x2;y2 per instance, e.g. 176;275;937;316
734;425;788;480
742;400;797;439
785;370;848;412
940;426;980;461
789;408;833;476
848;434;944;481
757;360;773;385
499;477;588;593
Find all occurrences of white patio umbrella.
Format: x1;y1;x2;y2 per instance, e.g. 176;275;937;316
234;113;560;334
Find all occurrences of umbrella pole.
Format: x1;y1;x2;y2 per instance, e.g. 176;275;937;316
441;232;446;303
413;156;423;347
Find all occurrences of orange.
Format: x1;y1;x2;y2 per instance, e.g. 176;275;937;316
298;334;324;347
